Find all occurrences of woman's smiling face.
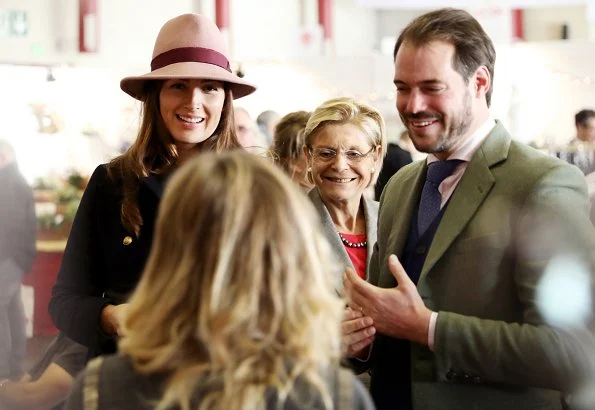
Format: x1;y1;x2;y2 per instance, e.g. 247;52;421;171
309;123;378;204
159;78;226;151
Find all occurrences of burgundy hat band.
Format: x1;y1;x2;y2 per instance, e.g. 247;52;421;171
150;47;231;72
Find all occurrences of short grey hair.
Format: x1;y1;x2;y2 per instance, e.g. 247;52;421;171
256;110;280;128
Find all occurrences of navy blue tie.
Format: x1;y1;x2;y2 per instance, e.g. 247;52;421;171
417;160;463;235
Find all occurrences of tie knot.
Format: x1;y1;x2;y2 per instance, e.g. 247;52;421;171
426;160;463;185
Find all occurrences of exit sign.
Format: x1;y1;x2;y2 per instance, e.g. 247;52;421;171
0;10;28;37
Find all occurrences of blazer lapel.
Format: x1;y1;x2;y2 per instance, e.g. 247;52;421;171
376;161;425;288
419;121;510;282
308;189;354;274
363;196;378;280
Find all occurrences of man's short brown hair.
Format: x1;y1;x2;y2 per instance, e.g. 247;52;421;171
575;109;595;127
393;8;496;107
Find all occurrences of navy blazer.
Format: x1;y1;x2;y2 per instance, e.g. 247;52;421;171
49;164;165;358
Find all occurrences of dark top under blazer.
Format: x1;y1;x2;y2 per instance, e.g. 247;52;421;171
49;164;164;358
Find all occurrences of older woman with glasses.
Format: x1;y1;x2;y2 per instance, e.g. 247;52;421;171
304;97;386;291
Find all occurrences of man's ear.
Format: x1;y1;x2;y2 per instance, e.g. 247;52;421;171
474;65;491;100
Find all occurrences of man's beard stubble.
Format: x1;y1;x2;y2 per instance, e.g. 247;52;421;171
401;89;473;155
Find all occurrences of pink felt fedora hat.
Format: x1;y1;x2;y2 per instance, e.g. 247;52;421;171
120;13;256;100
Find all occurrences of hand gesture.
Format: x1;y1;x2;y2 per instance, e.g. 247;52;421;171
344;255;432;345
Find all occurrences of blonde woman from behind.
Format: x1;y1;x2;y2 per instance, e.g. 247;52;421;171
64;151;375;410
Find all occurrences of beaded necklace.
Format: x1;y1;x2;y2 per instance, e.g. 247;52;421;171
337;232;367;248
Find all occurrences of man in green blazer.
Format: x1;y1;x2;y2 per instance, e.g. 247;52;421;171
343;8;595;410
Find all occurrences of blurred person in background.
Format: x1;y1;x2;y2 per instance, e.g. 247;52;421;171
234;106;267;152
65;151;375;410
257;109;281;146
558;109;595;175
574;109;595;144
586;171;595;224
49;13;255;360
374;130;413;200
343;8;595;410
304;97;386;289
271;110;313;191
0;140;36;383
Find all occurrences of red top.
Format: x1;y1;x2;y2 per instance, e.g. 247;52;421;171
340;233;367;279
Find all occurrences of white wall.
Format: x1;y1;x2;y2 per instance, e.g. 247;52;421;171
2;1;594;63
99;0;194;71
1;0;594;154
231;0;302;61
505;41;595;145
523;5;589;41
0;0;195;69
0;0;379;68
0;0;54;64
376;9;424;46
334;0;377;55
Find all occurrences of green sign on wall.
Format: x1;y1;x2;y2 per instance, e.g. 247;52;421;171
0;9;28;37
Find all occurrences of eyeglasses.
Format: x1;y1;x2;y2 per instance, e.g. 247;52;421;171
309;146;376;163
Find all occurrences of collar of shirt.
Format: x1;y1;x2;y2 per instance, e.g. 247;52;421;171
426;117;496;207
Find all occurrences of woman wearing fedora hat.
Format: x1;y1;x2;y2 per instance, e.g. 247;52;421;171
49;13;256;360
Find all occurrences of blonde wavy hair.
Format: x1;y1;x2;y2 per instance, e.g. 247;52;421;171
304;97;387;187
119;151;344;410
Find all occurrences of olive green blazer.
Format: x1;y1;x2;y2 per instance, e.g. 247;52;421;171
369;121;595;409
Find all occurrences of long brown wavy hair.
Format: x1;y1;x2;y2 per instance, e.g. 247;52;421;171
107;81;240;237
119;151;344;410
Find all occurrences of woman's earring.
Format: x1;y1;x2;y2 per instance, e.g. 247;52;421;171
307;167;312;173
371;167;375;174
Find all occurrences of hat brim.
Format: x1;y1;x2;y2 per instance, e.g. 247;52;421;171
120;62;256;100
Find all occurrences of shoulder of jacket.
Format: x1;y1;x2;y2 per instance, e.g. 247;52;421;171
395;158;424;177
506;141;578;181
88;163;125;196
383;159;423;191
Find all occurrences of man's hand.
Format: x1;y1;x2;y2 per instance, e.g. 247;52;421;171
342;307;375;358
344;254;433;345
